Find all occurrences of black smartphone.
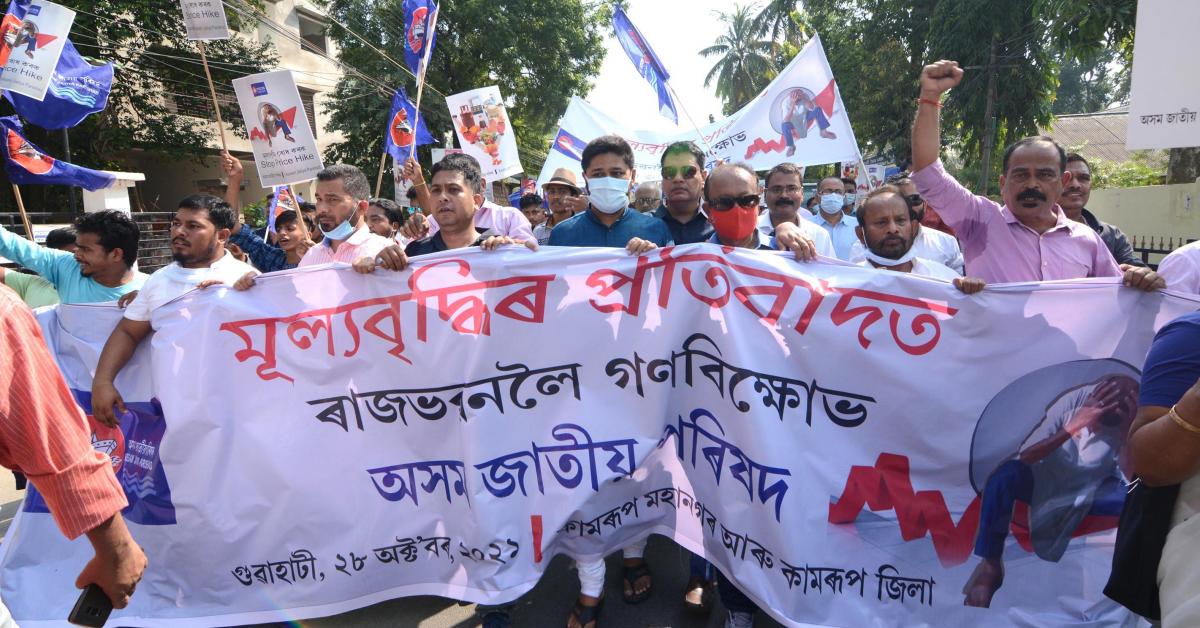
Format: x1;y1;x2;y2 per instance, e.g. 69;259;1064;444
68;584;112;627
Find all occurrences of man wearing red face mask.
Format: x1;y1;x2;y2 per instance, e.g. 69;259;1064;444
704;163;776;251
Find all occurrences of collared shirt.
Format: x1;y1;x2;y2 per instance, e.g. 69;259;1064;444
299;223;392;267
856;257;961;281
756;211;837;258
911;160;1121;283
848;226;965;275
0;223;145;304
405;227;489;257
1080;208;1145;267
654;204;713;245
229;226;296;273
708;231;774;251
124;251;257;323
548;207;673;248
427;201;536;242
1158;240;1200;294
812;211;860;261
0;288;127;539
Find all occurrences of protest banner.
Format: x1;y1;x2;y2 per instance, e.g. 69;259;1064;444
1126;0;1200;149
0;0;74;101
538;34;861;186
232;70;324;188
1;247;1190;626
445;85;522;181
178;0;230;41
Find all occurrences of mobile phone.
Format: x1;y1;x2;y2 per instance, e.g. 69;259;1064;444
68;584;112;627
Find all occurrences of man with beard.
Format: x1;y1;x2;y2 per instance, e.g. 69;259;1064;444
849;177;964;273
653;141;713;245
757;163;835;258
1058;153;1144;267
0;210;144;303
854;186;985;293
91;195;256;426
911;60;1161;289
220;151;315;272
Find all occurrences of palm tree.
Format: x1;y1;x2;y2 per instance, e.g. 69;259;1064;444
701;5;777;115
753;0;807;47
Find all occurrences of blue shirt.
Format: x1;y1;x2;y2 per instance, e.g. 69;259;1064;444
1140;312;1200;408
0;223;145;304
813;212;860;261
654;204;713;245
548;207;673;248
229;227;296;273
707;231;775;251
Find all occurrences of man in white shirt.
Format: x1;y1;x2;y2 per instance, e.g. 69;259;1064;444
854;185;985;293
758;163;836;258
90;195;257;425
1157;239;1200;294
847;177;965;273
811;175;860;261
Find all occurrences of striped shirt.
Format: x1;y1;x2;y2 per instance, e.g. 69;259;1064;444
299;223;392;267
0;288;127;539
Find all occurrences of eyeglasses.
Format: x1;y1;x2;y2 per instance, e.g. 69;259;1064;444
905;194;925;206
708;194;760;211
633;198;659;208
767;185;802;195
661;165;700;180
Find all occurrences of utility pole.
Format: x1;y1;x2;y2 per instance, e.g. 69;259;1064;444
976;38;999;194
62;128;77;214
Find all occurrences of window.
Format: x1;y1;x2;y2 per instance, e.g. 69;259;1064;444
297;12;327;54
299;87;318;138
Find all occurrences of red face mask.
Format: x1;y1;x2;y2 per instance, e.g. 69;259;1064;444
710;204;758;243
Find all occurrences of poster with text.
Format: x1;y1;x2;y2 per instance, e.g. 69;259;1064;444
445;86;523;181
0;1;74;101
1126;0;1200;149
178;0;230;41
232;70;324;188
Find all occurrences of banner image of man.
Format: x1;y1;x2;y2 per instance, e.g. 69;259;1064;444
258;102;295;147
11;20;38;57
964;373;1138;608
778;87;836;156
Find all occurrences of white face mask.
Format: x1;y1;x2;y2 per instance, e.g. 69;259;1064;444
586;177;631;214
819;193;844;215
865;246;917;268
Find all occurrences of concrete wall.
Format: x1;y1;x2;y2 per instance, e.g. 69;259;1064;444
1085;180;1200;248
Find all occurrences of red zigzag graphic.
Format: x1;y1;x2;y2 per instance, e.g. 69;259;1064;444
827;453;981;568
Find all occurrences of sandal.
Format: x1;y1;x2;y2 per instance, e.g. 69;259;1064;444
621;562;653;604
682;576;714;614
567;595;603;628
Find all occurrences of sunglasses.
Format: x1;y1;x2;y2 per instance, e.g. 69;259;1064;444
633;197;659;207
708;194;760;211
906;194;925;206
661;165;700;180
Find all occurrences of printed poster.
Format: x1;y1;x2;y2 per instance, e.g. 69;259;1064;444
445;85;523;181
232;70;324;188
0;1;74;101
178;0;230;41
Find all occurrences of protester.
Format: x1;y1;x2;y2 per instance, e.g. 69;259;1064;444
653;142;714;244
840;176;858;215
853;186;985;292
221;151;315;272
299;201;322;243
367;197;407;240
849;177;964;273
633;181;661;213
401;158;535;242
0;210;144;304
809;175;860;260
92;195;256;426
804;194;819;214
534;168;584;245
758;163;835;258
0;288;148;615
1157;240;1200;293
518;193;547;228
45;226;78;252
1058;153;1145;267
0;227;78;308
911;60;1163;289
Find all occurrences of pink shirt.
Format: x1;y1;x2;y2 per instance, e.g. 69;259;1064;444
911;160;1121;283
299;224;392;267
427;201;535;242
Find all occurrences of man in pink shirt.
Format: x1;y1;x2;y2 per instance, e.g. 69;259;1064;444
399;158;535;242
910;60;1163;289
299;164;393;267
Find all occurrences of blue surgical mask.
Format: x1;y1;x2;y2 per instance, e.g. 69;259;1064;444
320;216;358;241
586;177;632;214
845;193;857;205
819;193;844;215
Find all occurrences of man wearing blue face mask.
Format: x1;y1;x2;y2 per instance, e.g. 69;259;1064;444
548;134;673;252
811;175;859;260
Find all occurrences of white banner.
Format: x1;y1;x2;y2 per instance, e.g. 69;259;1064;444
538;34;862;187
0;1;74;101
232;70;324;188
1126;0;1200;149
445;85;522;181
2;247;1193;626
178;0;230;41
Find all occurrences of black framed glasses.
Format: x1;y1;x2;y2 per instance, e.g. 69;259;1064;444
708;194;760;211
662;165;700;180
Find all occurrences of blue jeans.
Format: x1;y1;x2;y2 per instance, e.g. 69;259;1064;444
781;108;831;147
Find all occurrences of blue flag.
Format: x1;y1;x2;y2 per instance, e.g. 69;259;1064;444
3;41;113;129
612;7;677;124
402;0;438;78
0;116;114;190
266;185;305;233
385;87;434;162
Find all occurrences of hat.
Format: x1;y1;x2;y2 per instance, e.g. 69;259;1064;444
542;168;581;194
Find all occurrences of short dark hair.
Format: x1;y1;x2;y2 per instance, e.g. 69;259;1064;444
177;194;237;231
406;186;419;201
661;141;705;171
1066;152;1091;170
44;226;77;250
430;152;485;194
702;162;757;201
298;201;316;213
855;185;917;224
316;164;371;200
73;211;140;268
1002;135;1067;174
764;163;804;188
841;176;857;190
519;193;544;210
581;134;634;172
275;209;299;230
369;197;405;226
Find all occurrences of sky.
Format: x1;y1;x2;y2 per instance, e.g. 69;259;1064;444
584;0;732;133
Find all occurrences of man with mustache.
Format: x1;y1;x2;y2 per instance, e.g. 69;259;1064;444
848;177;964;273
911;60;1163;289
758;162;835;258
1058;153;1144;267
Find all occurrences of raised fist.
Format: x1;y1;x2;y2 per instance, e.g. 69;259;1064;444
920;60;963;96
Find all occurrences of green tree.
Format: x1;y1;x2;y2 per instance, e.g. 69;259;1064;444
701;5;777;115
320;0;608;182
753;0;807;48
1052;48;1120;115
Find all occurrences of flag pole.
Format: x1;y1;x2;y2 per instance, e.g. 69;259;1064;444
665;81;714;154
406;6;439;165
197;41;229;154
11;185;34;242
373;150;388;197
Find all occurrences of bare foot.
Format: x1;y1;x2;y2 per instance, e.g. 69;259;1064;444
962;557;1004;608
786;145;796;157
820;129;837;140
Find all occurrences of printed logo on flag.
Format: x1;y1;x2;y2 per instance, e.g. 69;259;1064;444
553;128;587;161
251;81;268;97
406;6;429;54
27;5;41;16
390;106;416;148
6;128;54;174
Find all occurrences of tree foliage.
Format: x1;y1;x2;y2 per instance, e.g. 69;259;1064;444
701;5;777;115
320;0;608;181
